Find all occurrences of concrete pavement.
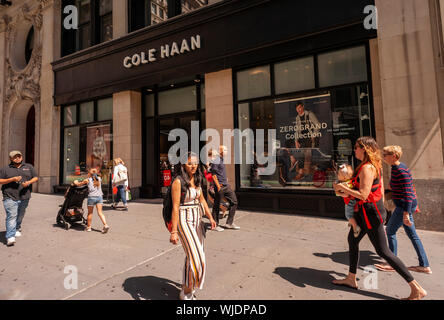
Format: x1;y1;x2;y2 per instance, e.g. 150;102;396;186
0;193;443;300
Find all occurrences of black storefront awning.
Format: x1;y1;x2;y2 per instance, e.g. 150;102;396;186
52;0;376;106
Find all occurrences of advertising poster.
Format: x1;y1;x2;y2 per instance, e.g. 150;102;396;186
274;93;335;189
86;124;112;184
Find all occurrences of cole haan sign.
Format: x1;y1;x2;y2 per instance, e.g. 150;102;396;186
123;35;202;69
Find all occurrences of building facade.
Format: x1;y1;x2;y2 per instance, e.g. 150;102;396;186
1;0;443;230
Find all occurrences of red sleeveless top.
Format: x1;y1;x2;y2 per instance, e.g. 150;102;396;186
352;163;384;230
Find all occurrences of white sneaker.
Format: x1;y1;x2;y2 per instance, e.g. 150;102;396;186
7;237;16;246
224;223;240;230
15;231;22;237
213;226;224;232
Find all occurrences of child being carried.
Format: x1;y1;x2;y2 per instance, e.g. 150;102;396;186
336;164;361;238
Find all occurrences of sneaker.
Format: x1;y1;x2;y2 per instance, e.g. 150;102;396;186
102;225;110;234
213;226;224;232
7;237;16;246
15;231;22;237
85;227;92;232
224;223;240;230
179;289;194;300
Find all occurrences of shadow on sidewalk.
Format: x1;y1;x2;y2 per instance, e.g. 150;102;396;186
274;267;396;300
314;250;384;271
123;276;181;300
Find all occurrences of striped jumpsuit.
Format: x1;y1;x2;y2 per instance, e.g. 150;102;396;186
177;187;206;290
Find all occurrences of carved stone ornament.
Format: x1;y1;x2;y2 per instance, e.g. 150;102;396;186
4;2;43;108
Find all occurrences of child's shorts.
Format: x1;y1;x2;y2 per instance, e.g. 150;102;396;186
87;196;103;206
345;199;356;220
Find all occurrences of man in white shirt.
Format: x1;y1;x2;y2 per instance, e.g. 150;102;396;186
294;103;321;149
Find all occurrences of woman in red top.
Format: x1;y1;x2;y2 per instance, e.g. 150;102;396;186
332;137;426;300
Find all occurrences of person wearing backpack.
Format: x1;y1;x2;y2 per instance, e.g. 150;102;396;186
168;152;217;300
111;158;128;211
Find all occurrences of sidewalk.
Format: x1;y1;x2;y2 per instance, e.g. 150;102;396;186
0;193;443;300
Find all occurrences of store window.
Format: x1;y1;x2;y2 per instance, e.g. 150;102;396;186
97;97;113;121
318;46;367;87
236;45;372;191
237;65;271;101
80;101;94;123
64;105;77;126
158;85;197;115
274;56;315;94
61;98;113;185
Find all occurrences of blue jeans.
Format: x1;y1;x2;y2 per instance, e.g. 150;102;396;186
386;204;430;267
345;199;356;220
3;198;30;239
115;185;127;205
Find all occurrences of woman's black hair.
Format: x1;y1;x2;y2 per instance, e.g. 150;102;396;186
176;152;203;189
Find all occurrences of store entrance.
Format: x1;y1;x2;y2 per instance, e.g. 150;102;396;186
142;78;206;199
159;114;197;196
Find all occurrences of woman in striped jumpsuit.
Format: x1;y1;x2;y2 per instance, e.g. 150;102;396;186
169;153;217;300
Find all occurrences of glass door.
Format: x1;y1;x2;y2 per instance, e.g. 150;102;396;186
158;114;199;195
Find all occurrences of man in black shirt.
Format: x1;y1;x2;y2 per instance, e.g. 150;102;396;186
0;151;38;246
210;145;240;231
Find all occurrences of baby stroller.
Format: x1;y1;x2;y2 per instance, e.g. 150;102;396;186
56;184;89;230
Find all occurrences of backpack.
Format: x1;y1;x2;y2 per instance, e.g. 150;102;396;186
114;165;128;184
162;176;187;232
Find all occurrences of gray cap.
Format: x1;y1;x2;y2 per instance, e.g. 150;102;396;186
9;150;22;158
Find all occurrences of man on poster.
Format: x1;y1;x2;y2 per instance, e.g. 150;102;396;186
294;102;321;149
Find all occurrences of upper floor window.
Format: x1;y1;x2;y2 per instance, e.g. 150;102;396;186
129;0;208;33
61;0;113;56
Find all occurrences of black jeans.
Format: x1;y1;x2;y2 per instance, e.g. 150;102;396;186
212;185;237;225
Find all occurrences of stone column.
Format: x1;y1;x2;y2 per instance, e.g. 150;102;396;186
37;0;62;193
375;0;444;230
113;91;142;197
369;38;389;183
0;19;6;164
204;69;235;189
113;0;128;39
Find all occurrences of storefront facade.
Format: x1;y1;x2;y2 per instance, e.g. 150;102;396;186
52;0;378;215
2;0;443;230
